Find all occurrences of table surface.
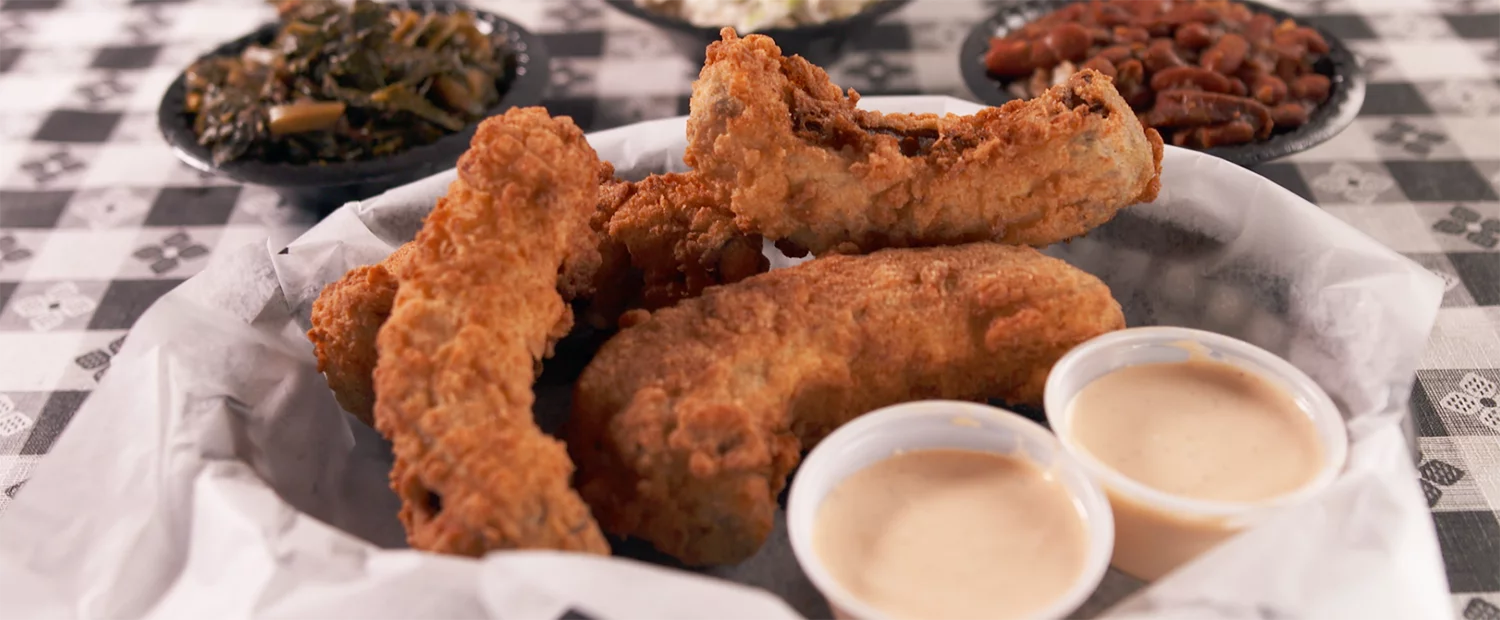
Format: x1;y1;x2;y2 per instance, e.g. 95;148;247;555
0;0;1496;616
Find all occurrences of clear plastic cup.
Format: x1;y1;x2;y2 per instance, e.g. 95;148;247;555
786;400;1115;620
1043;326;1350;581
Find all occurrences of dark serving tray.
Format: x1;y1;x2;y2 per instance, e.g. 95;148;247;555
157;0;550;215
957;0;1366;168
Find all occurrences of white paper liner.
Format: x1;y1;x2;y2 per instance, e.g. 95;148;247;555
0;97;1452;619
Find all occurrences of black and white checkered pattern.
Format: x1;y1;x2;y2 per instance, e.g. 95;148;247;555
0;0;1496;615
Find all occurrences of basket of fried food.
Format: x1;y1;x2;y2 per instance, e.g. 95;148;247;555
1;22;1448;620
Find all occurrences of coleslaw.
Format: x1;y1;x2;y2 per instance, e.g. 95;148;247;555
634;0;876;33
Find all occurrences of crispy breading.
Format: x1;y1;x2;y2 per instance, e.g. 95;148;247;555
557;161;619;304
582;171;768;329
567;243;1127;565
371;107;608;555
307;242;419;426
686;29;1163;256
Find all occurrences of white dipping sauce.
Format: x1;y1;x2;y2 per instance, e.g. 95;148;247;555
1068;358;1325;503
812;449;1088;620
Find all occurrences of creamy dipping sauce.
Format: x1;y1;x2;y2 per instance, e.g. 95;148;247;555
1068;358;1325;503
812;449;1088;620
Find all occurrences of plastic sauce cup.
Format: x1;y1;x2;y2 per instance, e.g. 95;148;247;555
787;400;1115;620
1043;326;1350;581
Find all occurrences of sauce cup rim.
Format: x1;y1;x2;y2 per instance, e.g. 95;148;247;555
1043;326;1351;521
786;400;1115;620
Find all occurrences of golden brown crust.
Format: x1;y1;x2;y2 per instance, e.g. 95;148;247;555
557;161;619;304
686;29;1163;256
307;242;420;426
567;243;1126;565
371;107;608;556
582;171;769;329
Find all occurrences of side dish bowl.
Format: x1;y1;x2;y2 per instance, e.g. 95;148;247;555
602;0;911;67
957;0;1364;168
157;0;550;214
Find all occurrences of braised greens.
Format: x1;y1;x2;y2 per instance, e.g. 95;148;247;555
184;0;515;166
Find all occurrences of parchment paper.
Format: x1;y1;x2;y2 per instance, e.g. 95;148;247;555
0;97;1453;619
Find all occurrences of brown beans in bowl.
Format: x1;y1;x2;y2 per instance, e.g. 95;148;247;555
978;0;1342;150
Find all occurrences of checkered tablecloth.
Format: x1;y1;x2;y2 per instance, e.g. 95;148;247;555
0;0;1496;615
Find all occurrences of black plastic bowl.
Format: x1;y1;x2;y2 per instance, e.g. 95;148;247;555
958;0;1365;168
602;0;911;67
158;1;550;214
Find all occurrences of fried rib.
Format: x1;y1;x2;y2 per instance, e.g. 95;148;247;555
582;171;769;329
371;108;608;555
308;242;418;426
686;29;1164;256
567;244;1127;565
